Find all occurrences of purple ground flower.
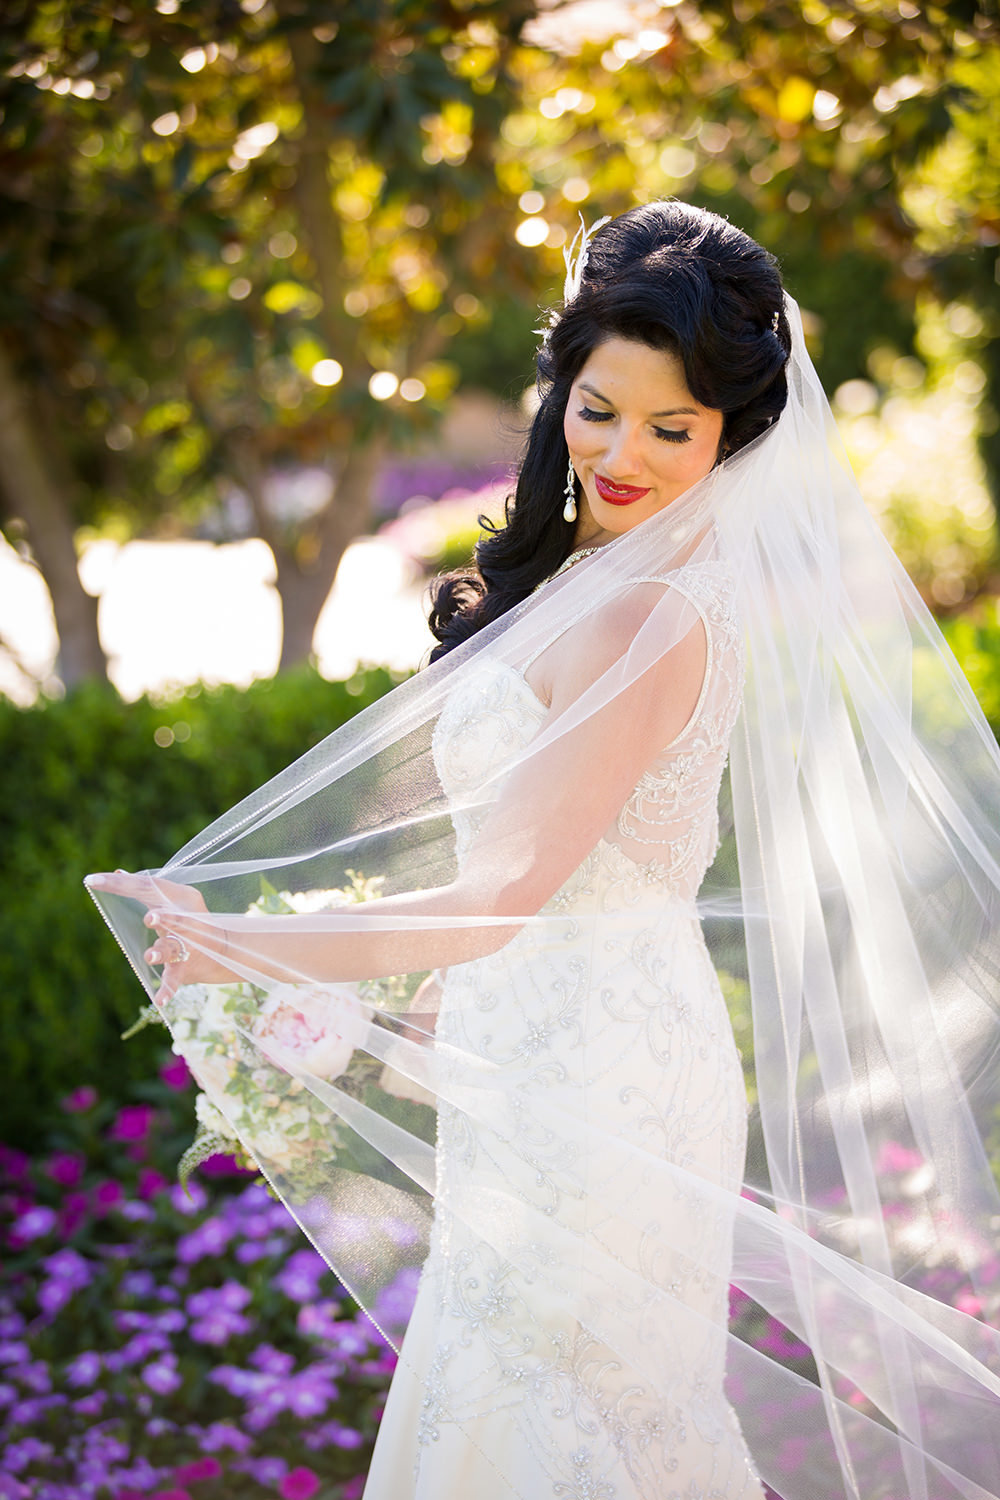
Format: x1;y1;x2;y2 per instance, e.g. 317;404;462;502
3;1437;55;1473
234;1242;271;1264
193;1421;253;1455
160;1055;191;1090
169;1181;207;1216
173;1457;222;1482
120;1332;170;1365
285;1370;337;1419
141;1355;182;1395
59;1192;90;1237
0;1342;29;1367
279;1468;320;1500
248;1344;294;1377
177;1216;232;1264
61;1086;97;1112
302;1421;363;1451
9;1206;57;1245
186;1282;253;1345
43;1248;93;1286
119;1271;156;1299
73;1392;107;1416
207;1364;258;1397
45;1153;85;1188
274;1248;329;1304
93;1180;124;1213
138;1168;168;1200
109;1105;153;1143
16;1361;52;1394
232;1456;288;1485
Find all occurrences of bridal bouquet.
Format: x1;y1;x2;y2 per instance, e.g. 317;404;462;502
124;872;432;1195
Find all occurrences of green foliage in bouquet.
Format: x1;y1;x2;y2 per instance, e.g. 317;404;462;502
0;667;402;1146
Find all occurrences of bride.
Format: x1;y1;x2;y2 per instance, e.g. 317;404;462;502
88;202;1000;1499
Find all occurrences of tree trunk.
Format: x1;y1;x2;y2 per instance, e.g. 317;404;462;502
264;5;382;666
274;442;381;669
227;429;380;670
0;340;108;689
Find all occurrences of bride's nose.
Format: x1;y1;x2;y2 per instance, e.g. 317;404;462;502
601;424;644;478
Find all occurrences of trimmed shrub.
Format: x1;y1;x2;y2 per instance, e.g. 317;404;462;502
0;668;400;1146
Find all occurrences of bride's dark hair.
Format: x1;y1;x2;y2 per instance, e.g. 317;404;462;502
428;200;791;659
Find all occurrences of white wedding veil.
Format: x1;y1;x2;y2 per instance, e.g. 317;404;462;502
89;287;1000;1498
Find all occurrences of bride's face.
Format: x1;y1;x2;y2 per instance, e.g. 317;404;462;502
563;336;725;545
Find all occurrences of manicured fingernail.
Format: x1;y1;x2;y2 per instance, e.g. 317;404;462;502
85;875;104;888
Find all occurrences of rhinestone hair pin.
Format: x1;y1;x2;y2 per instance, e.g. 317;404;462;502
562;213;612;303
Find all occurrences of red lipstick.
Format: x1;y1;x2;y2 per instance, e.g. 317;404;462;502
594;473;651;506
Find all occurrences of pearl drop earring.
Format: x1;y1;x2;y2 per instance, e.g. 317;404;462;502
563;458;577;523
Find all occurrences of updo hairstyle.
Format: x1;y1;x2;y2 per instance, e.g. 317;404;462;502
428;201;791;659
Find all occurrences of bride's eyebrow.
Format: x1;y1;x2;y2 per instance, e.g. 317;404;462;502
578;381;699;418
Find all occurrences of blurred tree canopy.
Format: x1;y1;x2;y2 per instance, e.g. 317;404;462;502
0;0;997;688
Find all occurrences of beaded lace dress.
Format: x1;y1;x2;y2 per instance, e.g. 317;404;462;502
363;559;764;1499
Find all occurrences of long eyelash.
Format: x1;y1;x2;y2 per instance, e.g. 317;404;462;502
578;407;693;445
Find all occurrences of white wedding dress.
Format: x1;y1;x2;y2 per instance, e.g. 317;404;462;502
363;561;765;1500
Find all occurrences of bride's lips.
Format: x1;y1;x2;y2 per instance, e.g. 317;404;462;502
594;473;652;506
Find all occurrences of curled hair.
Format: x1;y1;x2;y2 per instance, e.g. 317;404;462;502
429;201;791;659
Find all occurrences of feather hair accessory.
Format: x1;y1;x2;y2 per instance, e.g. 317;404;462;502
562;212;611;303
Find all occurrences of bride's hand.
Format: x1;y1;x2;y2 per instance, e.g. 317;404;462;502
85;869;239;1002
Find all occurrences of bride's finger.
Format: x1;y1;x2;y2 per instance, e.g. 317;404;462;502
154;963;184;1006
85;870;157;900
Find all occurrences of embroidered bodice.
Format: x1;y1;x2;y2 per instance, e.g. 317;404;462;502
432;561;745;907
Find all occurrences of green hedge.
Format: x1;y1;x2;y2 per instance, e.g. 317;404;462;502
0;667;401;1147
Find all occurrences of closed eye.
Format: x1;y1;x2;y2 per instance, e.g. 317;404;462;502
578;407;692;445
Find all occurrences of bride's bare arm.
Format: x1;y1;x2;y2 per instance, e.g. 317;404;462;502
88;584;707;988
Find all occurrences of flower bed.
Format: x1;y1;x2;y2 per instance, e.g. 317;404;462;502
0;1067;399;1500
4;1056;998;1498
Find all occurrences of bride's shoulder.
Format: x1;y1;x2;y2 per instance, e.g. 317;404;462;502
549;568;712;690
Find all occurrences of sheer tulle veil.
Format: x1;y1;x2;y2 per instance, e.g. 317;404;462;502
89;279;1000;1495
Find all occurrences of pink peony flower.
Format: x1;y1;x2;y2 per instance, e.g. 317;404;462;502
253;985;368;1080
280;1469;321;1500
